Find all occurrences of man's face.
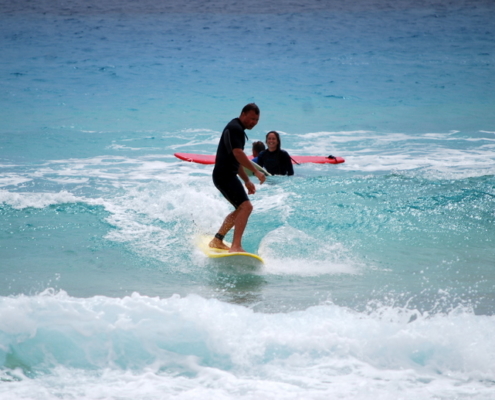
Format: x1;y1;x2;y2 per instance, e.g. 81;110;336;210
240;110;260;130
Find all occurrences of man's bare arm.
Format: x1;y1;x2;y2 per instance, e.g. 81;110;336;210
233;148;265;184
233;148;256;173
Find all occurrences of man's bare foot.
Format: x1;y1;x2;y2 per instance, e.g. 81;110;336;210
209;238;230;250
229;246;246;253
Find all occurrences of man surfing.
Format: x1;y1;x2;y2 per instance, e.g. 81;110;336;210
209;103;266;253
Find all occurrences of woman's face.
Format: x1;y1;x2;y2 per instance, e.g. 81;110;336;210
266;133;279;151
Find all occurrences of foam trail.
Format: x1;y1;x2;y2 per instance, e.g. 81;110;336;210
260;226;360;276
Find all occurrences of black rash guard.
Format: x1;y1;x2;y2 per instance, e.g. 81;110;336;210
213;118;247;179
212;118;249;208
257;149;294;176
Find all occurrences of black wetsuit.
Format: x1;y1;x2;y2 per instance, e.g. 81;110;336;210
257;149;294;176
212;118;249;208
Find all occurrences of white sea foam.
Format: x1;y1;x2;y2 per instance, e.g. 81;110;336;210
100;173;230;263
106;143;160;151
0;189;83;209
0;291;494;400
287;130;495;178
251;186;293;219
45;177;89;184
0;175;31;187
259;226;360;276
296;130;373;139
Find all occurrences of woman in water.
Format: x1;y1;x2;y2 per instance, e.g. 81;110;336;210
256;131;294;176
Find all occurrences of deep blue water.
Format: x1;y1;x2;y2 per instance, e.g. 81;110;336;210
1;0;495;398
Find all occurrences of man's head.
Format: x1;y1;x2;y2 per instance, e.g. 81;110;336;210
239;103;260;130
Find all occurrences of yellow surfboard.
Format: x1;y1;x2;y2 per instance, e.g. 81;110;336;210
196;235;264;267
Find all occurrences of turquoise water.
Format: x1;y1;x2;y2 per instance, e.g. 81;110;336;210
1;0;495;398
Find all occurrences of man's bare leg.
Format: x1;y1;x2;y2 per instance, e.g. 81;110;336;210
209;210;236;250
229;200;253;253
209;201;253;252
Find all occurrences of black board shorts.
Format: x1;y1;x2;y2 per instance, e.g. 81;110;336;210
213;174;249;209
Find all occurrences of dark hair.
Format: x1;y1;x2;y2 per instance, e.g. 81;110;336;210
252;141;265;155
266;131;281;151
241;103;260;115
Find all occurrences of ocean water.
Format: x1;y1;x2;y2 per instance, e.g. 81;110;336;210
1;0;495;398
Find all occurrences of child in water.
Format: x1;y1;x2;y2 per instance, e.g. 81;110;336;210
251;141;265;164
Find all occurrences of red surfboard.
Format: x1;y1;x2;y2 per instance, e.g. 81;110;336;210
174;153;345;165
